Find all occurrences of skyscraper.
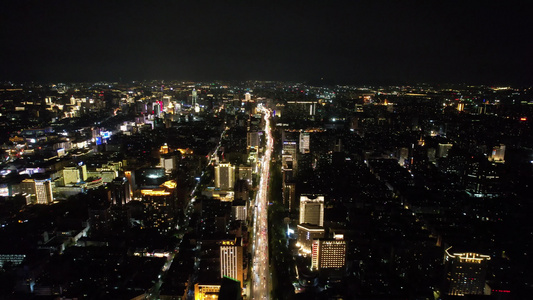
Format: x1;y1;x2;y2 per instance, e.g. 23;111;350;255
299;132;310;154
299;195;324;226
311;237;346;272
445;249;490;296
220;238;244;288
192;88;198;106
20;178;53;204
215;162;235;190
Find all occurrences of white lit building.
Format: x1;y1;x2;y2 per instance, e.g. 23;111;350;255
220;238;244;287
215;162;235;190
299;195;324;226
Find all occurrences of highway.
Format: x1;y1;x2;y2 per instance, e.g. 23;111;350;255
251;105;273;299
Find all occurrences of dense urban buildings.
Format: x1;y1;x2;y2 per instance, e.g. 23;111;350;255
0;81;532;300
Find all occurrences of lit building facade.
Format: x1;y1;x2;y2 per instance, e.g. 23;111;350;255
311;238;346;271
299;195;324;226
63;167;81;184
445;250;490;296
220;238;244;287
215;162;235;190
299;132;310;154
20;178;54;204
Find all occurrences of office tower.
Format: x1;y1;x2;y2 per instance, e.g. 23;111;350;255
299;132;310;154
438;143;453;158
220;238;244;288
247;131;261;149
34;179;53;204
20;178;53;204
282;139;298;157
296;223;325;255
160;154;177;174
490;144;506;163
311;238;346;271
244;92;251;101
445;250;490;296
299;195;324;226
215;163;235;190
140;180;178;231
108;177;131;206
192;89;198;105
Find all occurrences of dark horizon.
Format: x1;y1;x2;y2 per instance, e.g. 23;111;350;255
1;1;532;86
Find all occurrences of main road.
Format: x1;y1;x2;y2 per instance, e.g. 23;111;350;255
251;105;273;299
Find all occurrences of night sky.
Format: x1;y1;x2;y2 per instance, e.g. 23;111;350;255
1;0;531;85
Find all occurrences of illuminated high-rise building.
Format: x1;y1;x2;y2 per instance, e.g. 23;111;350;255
20;178;53;204
220;238;244;288
215;162;235;190
108;176;131;206
490;144;506;163
311;237;346;271
296;223;325;256
299;132;310;154
445;249;490;296
62;164;87;185
299;195;324;226
192;89;198;105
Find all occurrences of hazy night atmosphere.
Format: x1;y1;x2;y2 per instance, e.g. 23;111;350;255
1;1;532;300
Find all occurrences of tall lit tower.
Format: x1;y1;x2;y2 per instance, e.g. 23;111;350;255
215;162;235;190
220;238;244;288
192;89;198;106
299;132;310;154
